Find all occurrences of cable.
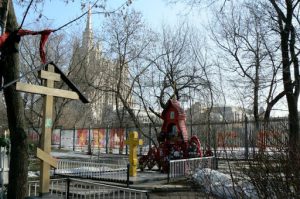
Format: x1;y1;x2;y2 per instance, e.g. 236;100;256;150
0;61;51;92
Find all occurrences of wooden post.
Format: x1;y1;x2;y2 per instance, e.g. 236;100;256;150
125;131;143;176
39;64;54;195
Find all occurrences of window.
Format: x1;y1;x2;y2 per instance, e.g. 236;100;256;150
170;111;175;119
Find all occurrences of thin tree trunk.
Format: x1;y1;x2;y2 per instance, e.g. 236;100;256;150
264;91;285;121
253;52;260;129
281;27;299;152
1;1;29;198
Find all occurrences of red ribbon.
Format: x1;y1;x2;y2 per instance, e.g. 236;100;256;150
0;29;53;64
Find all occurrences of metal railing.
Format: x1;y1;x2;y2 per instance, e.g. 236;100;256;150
55;160;129;183
28;178;66;198
28;178;149;199
168;156;215;182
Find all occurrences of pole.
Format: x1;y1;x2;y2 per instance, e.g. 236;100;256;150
105;126;109;154
126;163;130;187
167;160;170;183
245;115;249;160
189;88;193;137
88;126;92;155
148;123;151;148
73;126;76;151
97;129;100;160
66;178;70;199
0;147;3;196
59;127;62;149
125;128;128;155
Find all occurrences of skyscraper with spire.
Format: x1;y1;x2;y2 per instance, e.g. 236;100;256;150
69;6;132;126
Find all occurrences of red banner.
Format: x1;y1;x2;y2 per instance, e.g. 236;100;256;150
51;129;60;145
93;129;106;147
77;129;88;147
109;128;125;149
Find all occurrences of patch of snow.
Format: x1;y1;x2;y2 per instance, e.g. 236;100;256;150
28;171;39;178
51;151;93;159
193;168;258;199
55;166;126;175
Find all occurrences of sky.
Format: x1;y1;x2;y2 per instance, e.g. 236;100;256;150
14;0;199;33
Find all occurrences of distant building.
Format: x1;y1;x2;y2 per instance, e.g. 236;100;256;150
186;102;252;123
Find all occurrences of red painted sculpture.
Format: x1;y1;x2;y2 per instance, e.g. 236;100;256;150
139;99;202;172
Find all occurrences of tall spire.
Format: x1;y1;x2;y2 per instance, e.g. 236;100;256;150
82;3;93;51
86;4;92;32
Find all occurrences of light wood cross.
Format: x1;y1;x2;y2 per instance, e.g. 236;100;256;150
16;63;88;196
125;131;143;176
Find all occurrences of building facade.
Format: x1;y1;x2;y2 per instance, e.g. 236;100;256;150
69;7;132;126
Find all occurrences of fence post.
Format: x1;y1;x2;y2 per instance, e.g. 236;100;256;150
59;128;62;149
127;163;130;187
66;178;70;199
106;127;109;154
148;123;152;148
167;160;170;183
126;127;128;155
88;126;92;155
244;115;249;160
213;156;218;170
73;126;76;151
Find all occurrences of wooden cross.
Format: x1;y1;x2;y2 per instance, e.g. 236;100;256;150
125;131;143;176
16;63;88;196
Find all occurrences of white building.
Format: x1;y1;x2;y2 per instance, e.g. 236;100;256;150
186;102;252;123
69;7;132;125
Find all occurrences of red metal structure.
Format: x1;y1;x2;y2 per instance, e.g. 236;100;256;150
139;99;202;172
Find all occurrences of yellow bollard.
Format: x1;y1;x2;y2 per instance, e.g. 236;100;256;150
125;131;143;176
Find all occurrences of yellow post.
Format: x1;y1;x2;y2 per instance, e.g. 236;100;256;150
125;131;143;176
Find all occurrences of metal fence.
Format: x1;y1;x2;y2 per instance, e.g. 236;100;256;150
26;118;290;158
28;178;66;198
168;157;216;182
28;178;149;199
55;160;129;184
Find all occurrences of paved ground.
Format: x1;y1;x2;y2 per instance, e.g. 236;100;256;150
149;192;216;199
49;150;217;198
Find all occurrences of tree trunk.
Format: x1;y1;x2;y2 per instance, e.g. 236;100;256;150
253;78;259;129
281;25;299;152
264;91;285;122
1;1;29;199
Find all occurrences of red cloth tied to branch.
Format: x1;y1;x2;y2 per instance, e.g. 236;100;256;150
0;29;53;64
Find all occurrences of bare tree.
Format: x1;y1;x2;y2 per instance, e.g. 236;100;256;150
150;24;209;109
210;1;284;128
169;0;300;158
267;0;300;153
19;31;75;140
0;1;29;198
90;9;156;135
